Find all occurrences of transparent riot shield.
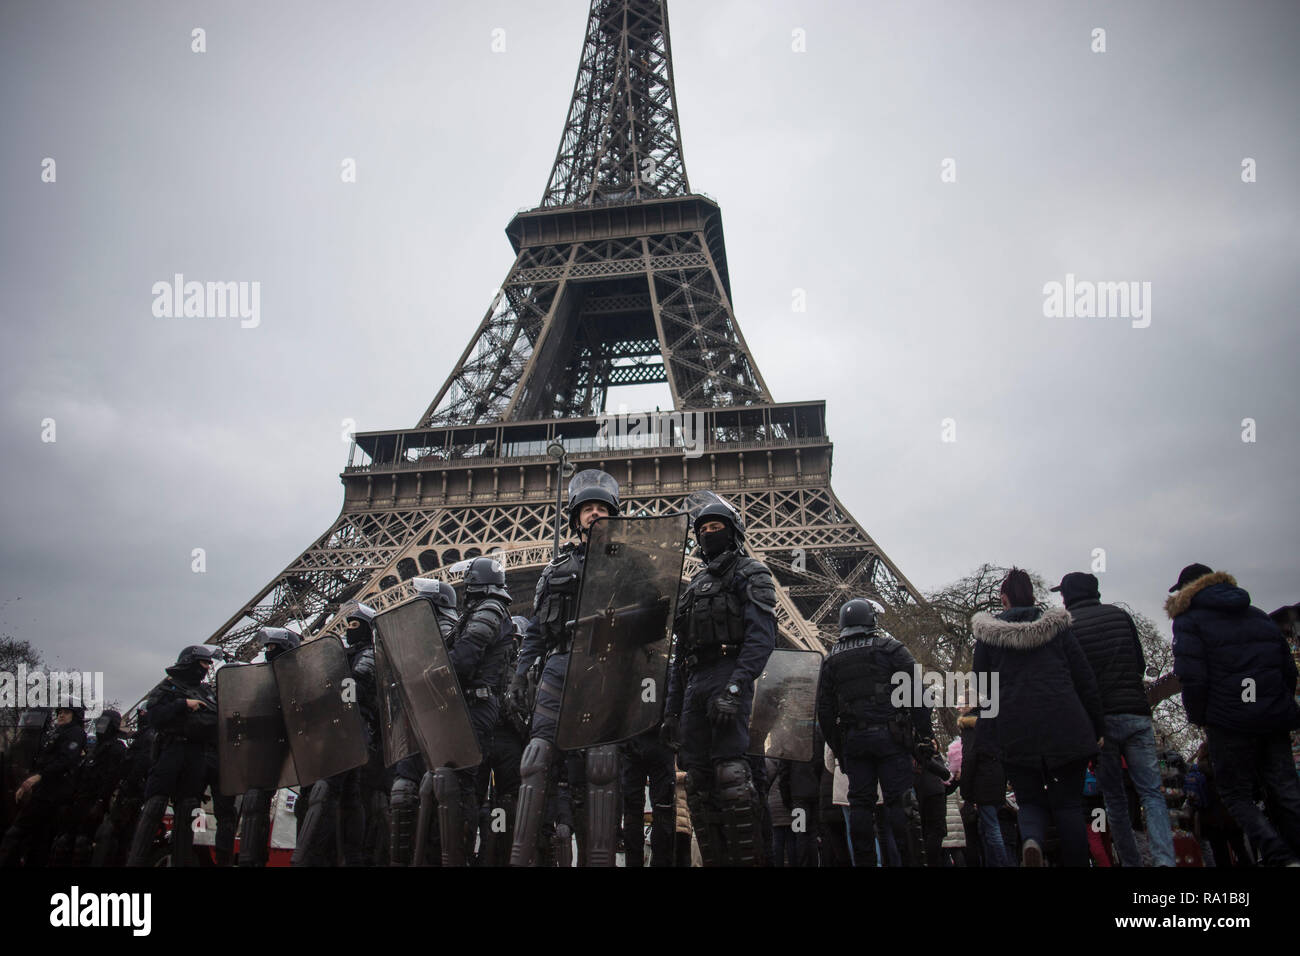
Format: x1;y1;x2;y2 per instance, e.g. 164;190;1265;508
216;662;295;795
372;599;481;770
374;634;418;767
5;710;50;787
746;649;823;762
556;513;689;750
273;636;369;783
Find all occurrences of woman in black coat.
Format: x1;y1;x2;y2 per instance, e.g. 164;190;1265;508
971;569;1104;866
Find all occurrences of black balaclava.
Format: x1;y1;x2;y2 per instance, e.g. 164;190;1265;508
700;526;734;559
346;618;374;647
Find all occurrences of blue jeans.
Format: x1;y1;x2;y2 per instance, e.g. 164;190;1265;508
1096;713;1176;866
977;803;1013;867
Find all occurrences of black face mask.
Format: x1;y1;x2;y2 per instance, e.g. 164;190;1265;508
700;529;732;559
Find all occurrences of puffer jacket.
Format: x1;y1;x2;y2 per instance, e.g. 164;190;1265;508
942;791;966;849
971;606;1104;769
1168;572;1300;733
1067;598;1151;716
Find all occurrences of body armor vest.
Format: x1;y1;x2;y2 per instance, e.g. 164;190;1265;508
828;634;903;727
534;547;584;651
677;553;746;651
448;597;512;692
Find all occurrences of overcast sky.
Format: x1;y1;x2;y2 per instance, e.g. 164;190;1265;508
2;0;1296;706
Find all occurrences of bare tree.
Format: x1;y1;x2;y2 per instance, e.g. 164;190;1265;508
1;636;44;729
882;563;1051;739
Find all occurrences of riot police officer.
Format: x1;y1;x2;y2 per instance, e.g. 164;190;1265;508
236;627;300;866
127;645;220;866
664;492;777;867
816;598;932;867
0;698;88;867
92;723;155;866
507;468;622;866
293;602;377;866
390;578;458;866
430;556;512;865
50;708;127;867
475;614;528;865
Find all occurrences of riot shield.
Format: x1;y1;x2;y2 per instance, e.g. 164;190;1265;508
373;599;481;770
6;710;50;786
273;636;369;783
216;662;295;795
374;634;418;767
746;649;823;762
556;513;688;750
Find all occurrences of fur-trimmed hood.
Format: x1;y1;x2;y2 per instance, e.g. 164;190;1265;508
971;606;1072;649
1165;571;1238;619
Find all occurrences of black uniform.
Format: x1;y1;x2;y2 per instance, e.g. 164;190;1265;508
433;587;511;865
816;631;931;866
293;625;376;866
127;663;217;867
50;728;127;866
509;543;585;866
666;546;777;867
93;727;155;866
0;717;87;867
389;586;458;868
475;620;526;866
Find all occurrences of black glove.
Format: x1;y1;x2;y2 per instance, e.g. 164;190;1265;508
706;686;741;728
507;672;529;714
659;714;680;750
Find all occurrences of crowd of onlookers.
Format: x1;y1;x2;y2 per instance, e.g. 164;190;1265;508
751;564;1300;867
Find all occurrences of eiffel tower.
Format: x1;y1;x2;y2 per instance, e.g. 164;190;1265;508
206;0;923;659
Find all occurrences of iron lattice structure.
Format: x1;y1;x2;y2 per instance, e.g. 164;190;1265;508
205;0;923;663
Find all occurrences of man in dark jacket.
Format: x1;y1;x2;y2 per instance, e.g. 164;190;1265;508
817;598;931;867
971;568;1104;867
127;646;219;866
0;700;87;867
1168;563;1300;865
1055;571;1175;866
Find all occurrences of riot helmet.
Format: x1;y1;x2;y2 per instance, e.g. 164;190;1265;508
838;598;885;639
412;577;457;610
463;556;510;602
257;626;302;662
167;644;219;680
94;709;123;738
510;615;531;643
566;469;619;534
340;600;377;647
686;490;744;557
54;695;85;724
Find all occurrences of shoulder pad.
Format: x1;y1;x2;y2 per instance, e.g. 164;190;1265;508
735;558;776;613
532;571;548;614
473;599;509;628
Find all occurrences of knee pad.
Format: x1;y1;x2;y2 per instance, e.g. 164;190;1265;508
586;746;618;788
520;738;554;783
391;776;419;812
714;759;754;807
309;778;336;808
